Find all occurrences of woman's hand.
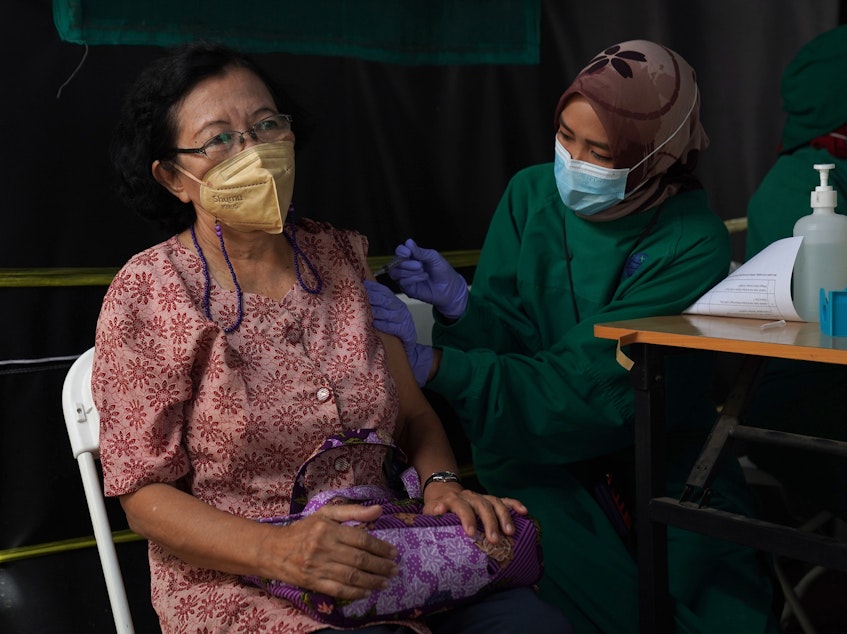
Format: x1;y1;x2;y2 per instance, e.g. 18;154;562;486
122;485;396;600
421;483;528;544
261;503;400;600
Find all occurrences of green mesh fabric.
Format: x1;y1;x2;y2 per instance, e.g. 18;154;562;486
52;0;539;65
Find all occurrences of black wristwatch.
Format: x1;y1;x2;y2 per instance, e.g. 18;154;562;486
423;471;462;493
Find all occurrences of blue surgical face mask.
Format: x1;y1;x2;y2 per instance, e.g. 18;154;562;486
553;140;629;215
553;88;699;215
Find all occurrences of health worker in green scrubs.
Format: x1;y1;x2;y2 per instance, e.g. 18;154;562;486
744;25;847;520
367;39;780;633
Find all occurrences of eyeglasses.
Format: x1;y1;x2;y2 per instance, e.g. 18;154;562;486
172;113;293;160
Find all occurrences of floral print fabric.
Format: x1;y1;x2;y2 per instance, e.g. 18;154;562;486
92;219;428;633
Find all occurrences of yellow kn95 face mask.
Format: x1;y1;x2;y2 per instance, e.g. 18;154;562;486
173;141;295;234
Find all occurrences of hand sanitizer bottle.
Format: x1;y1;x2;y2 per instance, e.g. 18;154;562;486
792;163;847;322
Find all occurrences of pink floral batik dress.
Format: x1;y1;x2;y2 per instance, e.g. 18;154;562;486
93;219;429;634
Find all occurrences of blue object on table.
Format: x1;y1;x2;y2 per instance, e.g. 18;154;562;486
819;287;847;336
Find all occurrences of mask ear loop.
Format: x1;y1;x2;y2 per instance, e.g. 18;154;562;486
171;162;208;186
624;85;700;197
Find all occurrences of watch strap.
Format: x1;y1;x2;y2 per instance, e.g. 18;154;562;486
423;470;461;493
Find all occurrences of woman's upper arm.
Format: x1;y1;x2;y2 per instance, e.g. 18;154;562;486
92;259;198;497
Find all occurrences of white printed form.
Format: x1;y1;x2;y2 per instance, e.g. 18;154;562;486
684;236;803;321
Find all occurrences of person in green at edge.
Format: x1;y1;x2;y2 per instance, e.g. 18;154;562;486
365;39;781;633
744;25;847;520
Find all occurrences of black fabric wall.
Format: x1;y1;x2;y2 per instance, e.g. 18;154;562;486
1;0;843;631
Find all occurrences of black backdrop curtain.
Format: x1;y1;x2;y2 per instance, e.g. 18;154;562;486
0;0;842;631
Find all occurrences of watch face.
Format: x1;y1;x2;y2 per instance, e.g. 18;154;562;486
426;471;461;487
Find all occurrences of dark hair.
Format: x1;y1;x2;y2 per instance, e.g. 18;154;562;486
111;42;307;233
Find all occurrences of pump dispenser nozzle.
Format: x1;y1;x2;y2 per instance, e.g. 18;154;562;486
812;163;837;210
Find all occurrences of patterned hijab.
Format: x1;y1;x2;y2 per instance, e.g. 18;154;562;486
780;25;847;154
555;40;708;221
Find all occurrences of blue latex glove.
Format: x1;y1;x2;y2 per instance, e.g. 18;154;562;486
364;280;433;387
388;239;468;320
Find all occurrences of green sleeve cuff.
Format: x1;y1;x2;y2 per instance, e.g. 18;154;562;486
427;345;467;400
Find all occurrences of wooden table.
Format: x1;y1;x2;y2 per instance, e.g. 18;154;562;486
594;314;847;634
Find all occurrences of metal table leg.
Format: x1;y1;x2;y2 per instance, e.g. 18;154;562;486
630;342;672;634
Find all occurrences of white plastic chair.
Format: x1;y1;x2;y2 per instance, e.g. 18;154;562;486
61;346;135;634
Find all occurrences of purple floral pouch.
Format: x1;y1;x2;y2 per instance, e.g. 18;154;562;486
241;430;544;627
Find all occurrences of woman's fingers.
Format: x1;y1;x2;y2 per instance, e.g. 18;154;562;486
498;496;528;514
274;505;398;599
426;491;533;543
469;493;510;542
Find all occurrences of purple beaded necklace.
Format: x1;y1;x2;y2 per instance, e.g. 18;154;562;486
190;222;243;333
189;206;323;333
285;209;323;295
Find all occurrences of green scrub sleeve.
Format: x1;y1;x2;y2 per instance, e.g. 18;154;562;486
430;179;729;464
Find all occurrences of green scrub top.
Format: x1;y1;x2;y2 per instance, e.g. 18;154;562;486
431;163;728;463
429;164;779;633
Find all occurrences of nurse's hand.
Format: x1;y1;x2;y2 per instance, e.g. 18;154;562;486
388;239;468;320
